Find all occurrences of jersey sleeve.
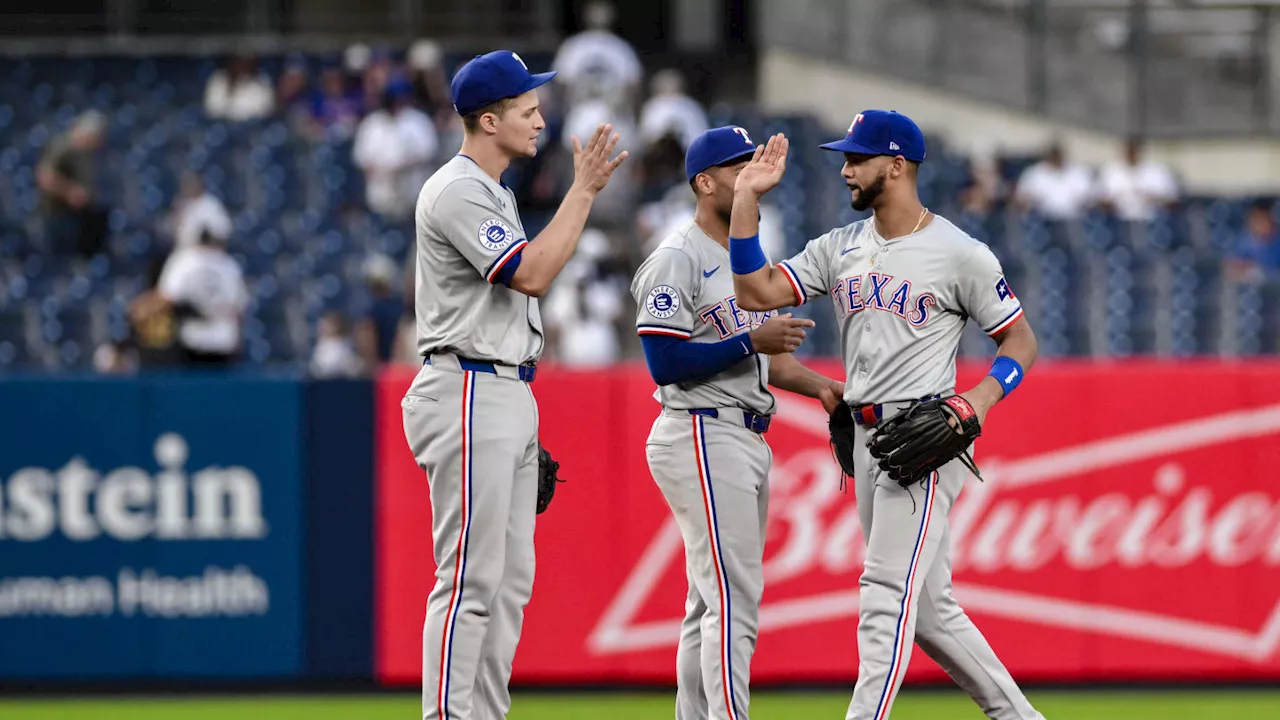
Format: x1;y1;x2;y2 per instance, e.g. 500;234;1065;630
426;178;528;284
631;248;697;339
775;231;836;306
958;243;1025;337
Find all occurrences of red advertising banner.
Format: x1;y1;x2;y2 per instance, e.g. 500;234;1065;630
376;360;1280;687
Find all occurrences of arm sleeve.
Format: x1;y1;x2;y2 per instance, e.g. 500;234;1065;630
426;179;528;284
775;231;836;307
640;334;754;387
958;243;1025;337
630;248;698;339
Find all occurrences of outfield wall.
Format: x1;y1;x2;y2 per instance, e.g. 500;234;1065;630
2;362;1279;685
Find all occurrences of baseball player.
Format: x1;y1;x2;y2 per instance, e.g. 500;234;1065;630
632;126;845;720
401;50;627;720
726;112;1046;720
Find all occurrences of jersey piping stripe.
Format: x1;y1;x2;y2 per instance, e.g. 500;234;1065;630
484;239;529;283
777;261;806;306
637;324;692;339
983;306;1024;337
438;370;476;719
872;471;937;720
692;415;740;720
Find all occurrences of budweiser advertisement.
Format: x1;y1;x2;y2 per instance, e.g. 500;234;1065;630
375;360;1280;686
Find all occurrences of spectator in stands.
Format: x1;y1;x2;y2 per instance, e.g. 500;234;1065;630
562;94;637;228
408;39;452;120
1226;201;1280;283
128;254;186;369
636;132;687;205
204;53;275;122
638;69;709;152
552;0;643;111
36;110;109;258
353;81;439;221
1013;142;1095;220
310;311;365;378
542;229;625;366
276;54;312;120
307;61;364;142
154;203;249;367
353;253;404;371
169;171;231;250
1097;137;1179;222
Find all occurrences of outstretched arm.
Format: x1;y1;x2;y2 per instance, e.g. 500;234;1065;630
729;134;805;312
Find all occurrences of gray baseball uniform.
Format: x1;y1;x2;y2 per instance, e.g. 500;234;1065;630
777;215;1044;720
403;154;542;720
631;221;776;720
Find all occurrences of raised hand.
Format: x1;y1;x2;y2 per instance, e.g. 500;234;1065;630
748;312;814;355
570;123;629;196
733;133;789;197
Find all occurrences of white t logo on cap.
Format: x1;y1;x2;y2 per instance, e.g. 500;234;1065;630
848;113;864;133
511;52;528;70
732;127;753;145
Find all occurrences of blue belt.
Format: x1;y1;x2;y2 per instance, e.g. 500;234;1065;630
688;408;772;434
424;355;537;383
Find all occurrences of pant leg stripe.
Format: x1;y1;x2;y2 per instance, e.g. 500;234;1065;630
873;471;937;720
692;415;739;720
438;370;476;719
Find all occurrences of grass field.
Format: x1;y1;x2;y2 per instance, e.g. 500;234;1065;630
2;690;1280;719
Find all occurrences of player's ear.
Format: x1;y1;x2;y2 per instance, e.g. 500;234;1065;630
479;111;500;135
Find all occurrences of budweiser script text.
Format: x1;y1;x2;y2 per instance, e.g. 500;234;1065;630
761;449;1280;583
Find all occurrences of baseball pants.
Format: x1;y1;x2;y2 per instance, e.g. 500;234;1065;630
846;401;1044;720
402;355;540;720
646;408;772;720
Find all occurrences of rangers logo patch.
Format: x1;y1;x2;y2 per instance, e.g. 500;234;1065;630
478;218;515;251
645;285;680;319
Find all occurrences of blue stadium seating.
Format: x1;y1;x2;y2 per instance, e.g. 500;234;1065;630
0;54;1275;370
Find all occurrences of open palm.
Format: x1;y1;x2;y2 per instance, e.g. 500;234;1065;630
734;133;789;196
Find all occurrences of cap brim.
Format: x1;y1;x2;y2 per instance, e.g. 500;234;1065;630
522;70;557;94
819;137;881;155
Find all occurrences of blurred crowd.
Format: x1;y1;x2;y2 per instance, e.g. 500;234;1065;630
62;0;743;376
29;0;1276;376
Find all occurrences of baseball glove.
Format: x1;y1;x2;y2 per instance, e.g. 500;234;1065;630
828;403;858;490
536;443;565;514
867;396;984;488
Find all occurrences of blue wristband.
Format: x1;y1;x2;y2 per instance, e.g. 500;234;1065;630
729;234;767;275
988;356;1024;397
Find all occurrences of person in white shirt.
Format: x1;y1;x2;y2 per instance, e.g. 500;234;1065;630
170;172;232;249
552;0;643;110
310;311;365;378
1096;137;1179;222
353;82;440;220
542;229;624;367
156;202;249;367
638;69;709;152
1014;143;1095;221
204;54;275;122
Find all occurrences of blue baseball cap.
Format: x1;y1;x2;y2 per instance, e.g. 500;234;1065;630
820;110;926;163
685;126;759;182
451;50;556;116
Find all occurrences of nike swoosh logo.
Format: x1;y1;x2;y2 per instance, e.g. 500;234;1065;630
840;246;857;256
703;266;720;278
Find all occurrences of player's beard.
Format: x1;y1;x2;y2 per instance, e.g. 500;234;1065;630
849;171;887;212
